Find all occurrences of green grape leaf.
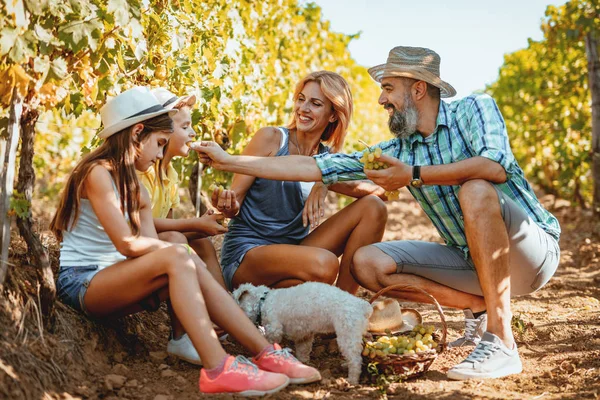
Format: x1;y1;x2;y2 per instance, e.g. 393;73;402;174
58;19;102;52
0;27;19;56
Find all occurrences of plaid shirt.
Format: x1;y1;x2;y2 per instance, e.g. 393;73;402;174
314;94;561;256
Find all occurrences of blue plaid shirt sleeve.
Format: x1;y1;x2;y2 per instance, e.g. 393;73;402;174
314;138;401;185
464;94;514;174
314;150;366;185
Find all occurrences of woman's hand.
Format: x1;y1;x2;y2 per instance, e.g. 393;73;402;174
303;182;329;229
191;141;230;169
191;211;228;236
210;187;240;218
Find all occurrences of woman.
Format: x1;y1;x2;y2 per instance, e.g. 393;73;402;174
209;71;388;294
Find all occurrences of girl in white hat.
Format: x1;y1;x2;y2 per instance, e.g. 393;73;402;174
50;86;320;396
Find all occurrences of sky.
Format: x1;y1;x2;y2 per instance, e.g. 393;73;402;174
310;0;566;99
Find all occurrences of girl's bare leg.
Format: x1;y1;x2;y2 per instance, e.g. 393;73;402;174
82;246;227;368
163;231;227;290
189;237;227;290
194;264;271;355
157;231;193;338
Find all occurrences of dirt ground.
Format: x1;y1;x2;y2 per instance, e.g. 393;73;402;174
1;188;599;400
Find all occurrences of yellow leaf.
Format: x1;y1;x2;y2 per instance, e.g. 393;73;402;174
11;65;31;97
231;82;245;98
0;64;31;106
116;51;126;72
0;67;13;107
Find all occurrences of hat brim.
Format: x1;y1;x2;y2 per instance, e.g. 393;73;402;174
368;63;457;98
368;307;423;334
163;94;197;110
97;108;177;139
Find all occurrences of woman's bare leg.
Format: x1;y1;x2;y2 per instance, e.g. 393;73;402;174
302;195;388;294
83;245;227;368
232;244;339;289
231;195;387;293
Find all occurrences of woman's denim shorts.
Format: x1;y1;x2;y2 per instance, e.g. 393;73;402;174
56;265;100;316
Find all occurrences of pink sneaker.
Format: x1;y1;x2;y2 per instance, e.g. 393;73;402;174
199;355;289;396
253;344;322;384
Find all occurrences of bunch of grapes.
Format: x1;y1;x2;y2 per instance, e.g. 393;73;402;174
209;184;230;227
358;141;401;201
362;324;437;358
359;146;384;170
209;183;225;196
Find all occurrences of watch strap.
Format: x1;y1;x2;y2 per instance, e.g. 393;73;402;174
412;165;421;180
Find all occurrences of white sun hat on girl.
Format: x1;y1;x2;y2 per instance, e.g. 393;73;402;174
98;86;177;139
151;87;197;110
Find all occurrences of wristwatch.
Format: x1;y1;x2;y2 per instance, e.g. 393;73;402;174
410;166;424;188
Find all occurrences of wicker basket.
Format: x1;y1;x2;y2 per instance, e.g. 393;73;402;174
362;284;447;381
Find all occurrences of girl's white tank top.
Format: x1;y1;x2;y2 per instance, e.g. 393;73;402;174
59;177;128;269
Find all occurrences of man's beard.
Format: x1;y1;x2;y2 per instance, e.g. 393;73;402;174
386;94;419;140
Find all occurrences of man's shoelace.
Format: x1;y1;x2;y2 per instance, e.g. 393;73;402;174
231;355;260;375
464;341;501;363
463;318;480;340
268;347;299;363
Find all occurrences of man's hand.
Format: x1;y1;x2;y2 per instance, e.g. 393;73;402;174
211;187;240;218
364;154;412;191
303;182;328;228
191;141;231;168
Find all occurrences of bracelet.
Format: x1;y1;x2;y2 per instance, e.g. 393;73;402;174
182;244;193;255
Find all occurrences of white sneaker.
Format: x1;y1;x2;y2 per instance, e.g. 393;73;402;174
449;310;487;348
167;333;202;365
447;332;522;380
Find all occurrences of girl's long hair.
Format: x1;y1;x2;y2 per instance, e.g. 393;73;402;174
50;114;173;241
287;71;353;152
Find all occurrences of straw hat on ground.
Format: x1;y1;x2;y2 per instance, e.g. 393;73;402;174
98;86;177;139
368;298;422;334
368;46;456;98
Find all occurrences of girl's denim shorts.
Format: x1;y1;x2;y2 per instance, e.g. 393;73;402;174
56;265;100;316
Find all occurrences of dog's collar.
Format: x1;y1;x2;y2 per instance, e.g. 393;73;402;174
256;290;269;326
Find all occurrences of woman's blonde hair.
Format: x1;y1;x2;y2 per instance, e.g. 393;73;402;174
287;71;353;152
50;114;173;241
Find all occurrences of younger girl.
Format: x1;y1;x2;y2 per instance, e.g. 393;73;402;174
139;89;227;277
138;88;228;363
51;86;320;396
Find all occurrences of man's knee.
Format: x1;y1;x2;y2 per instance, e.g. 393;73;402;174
351;246;394;288
159;231;188;244
458;179;499;215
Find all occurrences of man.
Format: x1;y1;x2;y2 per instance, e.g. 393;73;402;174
195;46;561;380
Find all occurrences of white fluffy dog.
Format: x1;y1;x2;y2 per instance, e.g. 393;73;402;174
232;282;373;384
